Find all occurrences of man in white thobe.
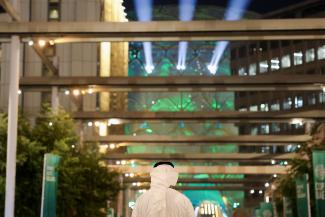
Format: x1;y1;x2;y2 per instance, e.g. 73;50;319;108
131;162;195;217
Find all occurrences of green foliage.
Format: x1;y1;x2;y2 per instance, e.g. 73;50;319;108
273;122;325;216
0;106;120;216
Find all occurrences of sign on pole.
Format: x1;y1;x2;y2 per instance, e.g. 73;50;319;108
312;150;325;217
260;202;274;217
40;154;61;217
283;197;293;217
295;174;311;217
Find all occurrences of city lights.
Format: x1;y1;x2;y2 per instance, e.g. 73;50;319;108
208;0;251;74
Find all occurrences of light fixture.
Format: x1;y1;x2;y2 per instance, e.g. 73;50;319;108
87;88;93;94
18;89;22;95
116;161;121;165
129;173;135;178
87;122;93;127
49;40;55;46
259;190;263;194
72;89;80;96
121;160;127;165
49;122;53;126
271;159;276;165
273;174;278;178
64;90;70;95
265;182;270;187
322;86;325;93
94;121;100;127
109;143;116;149
284;161;288;166
250;189;255;194
38;39;46;47
107;118;122;126
28;40;34;46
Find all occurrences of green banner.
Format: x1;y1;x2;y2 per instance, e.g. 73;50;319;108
260;202;274;217
255;209;262;217
41;154;61;217
312;150;325;217
283;197;293;217
295;174;311;217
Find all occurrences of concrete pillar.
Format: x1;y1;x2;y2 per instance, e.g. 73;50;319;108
5;35;20;217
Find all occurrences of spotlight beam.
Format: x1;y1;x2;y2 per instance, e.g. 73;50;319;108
208;0;251;75
134;0;154;73
177;0;197;71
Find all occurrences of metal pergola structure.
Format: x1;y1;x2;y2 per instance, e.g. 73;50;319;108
2;0;325;216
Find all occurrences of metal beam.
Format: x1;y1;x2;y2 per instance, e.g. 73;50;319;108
105;153;296;161
1;19;325;41
0;0;58;76
108;165;288;175
19;75;325;92
0;0;20;21
72;110;324;123
131;185;265;191
86;135;310;144
124;177;269;184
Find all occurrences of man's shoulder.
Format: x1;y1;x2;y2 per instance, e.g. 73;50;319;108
167;188;191;202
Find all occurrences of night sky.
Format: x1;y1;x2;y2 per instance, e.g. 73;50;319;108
124;0;308;14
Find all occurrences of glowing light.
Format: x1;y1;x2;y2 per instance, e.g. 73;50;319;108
265;196;270;203
259;190;263;194
273;174;278;178
94;121;100;127
109;143;116;149
87;122;93;127
116;161;121;165
18;89;22;95
121;160;127;165
87;88;93;94
265;182;270;187
129;173;135;177
64;90;70;95
208;0;251;74
72;89;80;96
291;118;303;125
250;189;255;194
38;40;46;47
177;1;197;72
49;122;53;126
322;86;325;92
28;40;34;46
134;0;154;74
271;159;276;165
49;40;55;46
99;123;107;136
107;118;122;126
284;161;288;166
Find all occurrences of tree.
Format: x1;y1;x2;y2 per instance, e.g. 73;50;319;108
0;106;121;216
272;122;325;216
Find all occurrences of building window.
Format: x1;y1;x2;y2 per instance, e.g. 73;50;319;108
260;124;270;134
270;101;280;111
308;93;316;105
293;51;303;65
248;63;257;76
281;55;291;68
249;105;258;111
270;57;280;71
48;0;60;21
294;96;304;108
259;60;268;73
320;92;325;103
305;48;315;63
260;103;269;112
318;45;325;60
283;97;292;110
271;123;281;133
239;107;247;112
238;67;247;76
